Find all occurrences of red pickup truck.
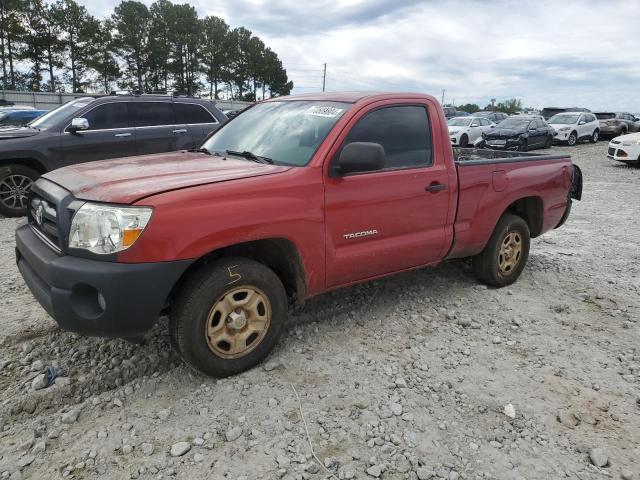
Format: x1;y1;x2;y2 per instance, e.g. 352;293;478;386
16;92;582;377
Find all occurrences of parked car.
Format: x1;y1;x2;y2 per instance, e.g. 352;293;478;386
16;91;582;377
442;106;457;119
473;111;509;124
548;112;599;145
595;112;640;138
454;110;470;117
541;107;590;120
607;132;640;166
0;93;227;216
0;109;46;127
484;115;555;151
448;116;495;147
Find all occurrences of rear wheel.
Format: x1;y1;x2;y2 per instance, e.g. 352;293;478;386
472;214;531;287
459;134;469;148
0;164;38;217
590;129;599;143
170;257;287;377
567;131;578;146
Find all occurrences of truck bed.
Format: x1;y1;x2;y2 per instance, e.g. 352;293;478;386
453;147;570;165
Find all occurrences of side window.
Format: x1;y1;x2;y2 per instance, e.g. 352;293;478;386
83;102;131;130
134;102;175;127
342;105;432;170
174;103;217;124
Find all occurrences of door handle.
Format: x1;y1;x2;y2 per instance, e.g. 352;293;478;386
114;133;131;137
173;129;188;134
425;182;446;193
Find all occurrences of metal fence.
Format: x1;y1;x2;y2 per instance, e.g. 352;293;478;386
0;90;254;111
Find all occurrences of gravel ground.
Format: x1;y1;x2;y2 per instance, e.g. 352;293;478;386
0;141;639;480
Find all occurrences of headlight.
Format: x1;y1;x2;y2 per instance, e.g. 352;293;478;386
68;203;153;254
558;127;570;132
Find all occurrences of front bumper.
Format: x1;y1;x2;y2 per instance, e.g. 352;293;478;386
607;142;640;163
16;224;192;338
553;130;572;142
485;138;520;150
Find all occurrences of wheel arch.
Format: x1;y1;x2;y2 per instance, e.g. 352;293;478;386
167;237;307;309
0;157;47;175
505;196;543;238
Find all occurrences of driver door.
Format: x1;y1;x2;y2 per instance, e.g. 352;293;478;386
323;102;452;287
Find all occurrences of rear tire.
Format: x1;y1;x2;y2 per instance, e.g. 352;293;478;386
0;164;38;217
459;134;469;148
567;131;578;146
170;257;287;377
590;129;599;143
472;214;531;287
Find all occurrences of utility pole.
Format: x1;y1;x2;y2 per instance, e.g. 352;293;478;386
322;63;327;92
441;89;445;104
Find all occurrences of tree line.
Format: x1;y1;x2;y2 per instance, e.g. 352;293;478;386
0;0;293;100
454;98;525;115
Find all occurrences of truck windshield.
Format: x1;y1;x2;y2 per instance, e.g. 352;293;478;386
201;101;349;166
548;114;580;124
29;97;93;130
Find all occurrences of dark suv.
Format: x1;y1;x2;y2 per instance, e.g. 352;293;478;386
0;94;227;216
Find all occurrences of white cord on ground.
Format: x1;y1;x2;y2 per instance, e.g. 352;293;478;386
290;383;339;480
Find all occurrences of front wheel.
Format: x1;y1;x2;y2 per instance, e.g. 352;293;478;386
459;134;469;148
567;132;578;146
590;130;599;143
472;213;531;287
544;136;552;149
0;164;39;217
170;257;287;377
517;138;528;152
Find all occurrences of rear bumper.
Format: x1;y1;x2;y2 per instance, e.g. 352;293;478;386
16;224;192;338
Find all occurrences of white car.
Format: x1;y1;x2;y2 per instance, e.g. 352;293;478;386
447;116;495;147
548;112;600;146
607;132;640;166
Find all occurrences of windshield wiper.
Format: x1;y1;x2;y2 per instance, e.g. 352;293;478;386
226;149;274;164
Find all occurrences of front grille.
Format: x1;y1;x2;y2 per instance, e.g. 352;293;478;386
29;194;61;252
608;147;616;156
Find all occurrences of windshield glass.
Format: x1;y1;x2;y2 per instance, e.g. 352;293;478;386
202;101;348;166
30;97;92;129
497;118;531;129
549;113;580;124
595;113;615;119
448;118;471;127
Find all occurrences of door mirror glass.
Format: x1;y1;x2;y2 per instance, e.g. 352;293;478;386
337;142;385;175
470;122;479;127
578;121;586;125
69;117;89;132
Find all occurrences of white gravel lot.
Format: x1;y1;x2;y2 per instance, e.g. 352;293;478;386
0;141;639;480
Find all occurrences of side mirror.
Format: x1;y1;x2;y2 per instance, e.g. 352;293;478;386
578;121;586;125
69;117;89;132
336;142;385;175
471;123;479;127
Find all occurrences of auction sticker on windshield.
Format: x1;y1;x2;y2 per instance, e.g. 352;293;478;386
306;105;343;118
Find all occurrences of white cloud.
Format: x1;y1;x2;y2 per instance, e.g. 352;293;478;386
80;0;640;111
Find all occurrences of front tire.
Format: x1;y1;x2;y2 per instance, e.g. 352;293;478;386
170;257;287;377
590;129;599;143
544;136;552;149
0;164;38;217
517;138;528;152
472;214;531;287
459;134;469;148
567;131;578;146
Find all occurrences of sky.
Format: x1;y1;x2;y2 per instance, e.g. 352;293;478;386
81;0;640;111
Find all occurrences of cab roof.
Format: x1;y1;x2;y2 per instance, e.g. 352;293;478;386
265;91;437;104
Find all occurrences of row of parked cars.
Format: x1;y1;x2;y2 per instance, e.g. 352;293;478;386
0;93;228;216
448;107;640;153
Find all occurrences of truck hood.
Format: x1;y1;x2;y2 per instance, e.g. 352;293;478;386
0;126;40;139
43;151;292;204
